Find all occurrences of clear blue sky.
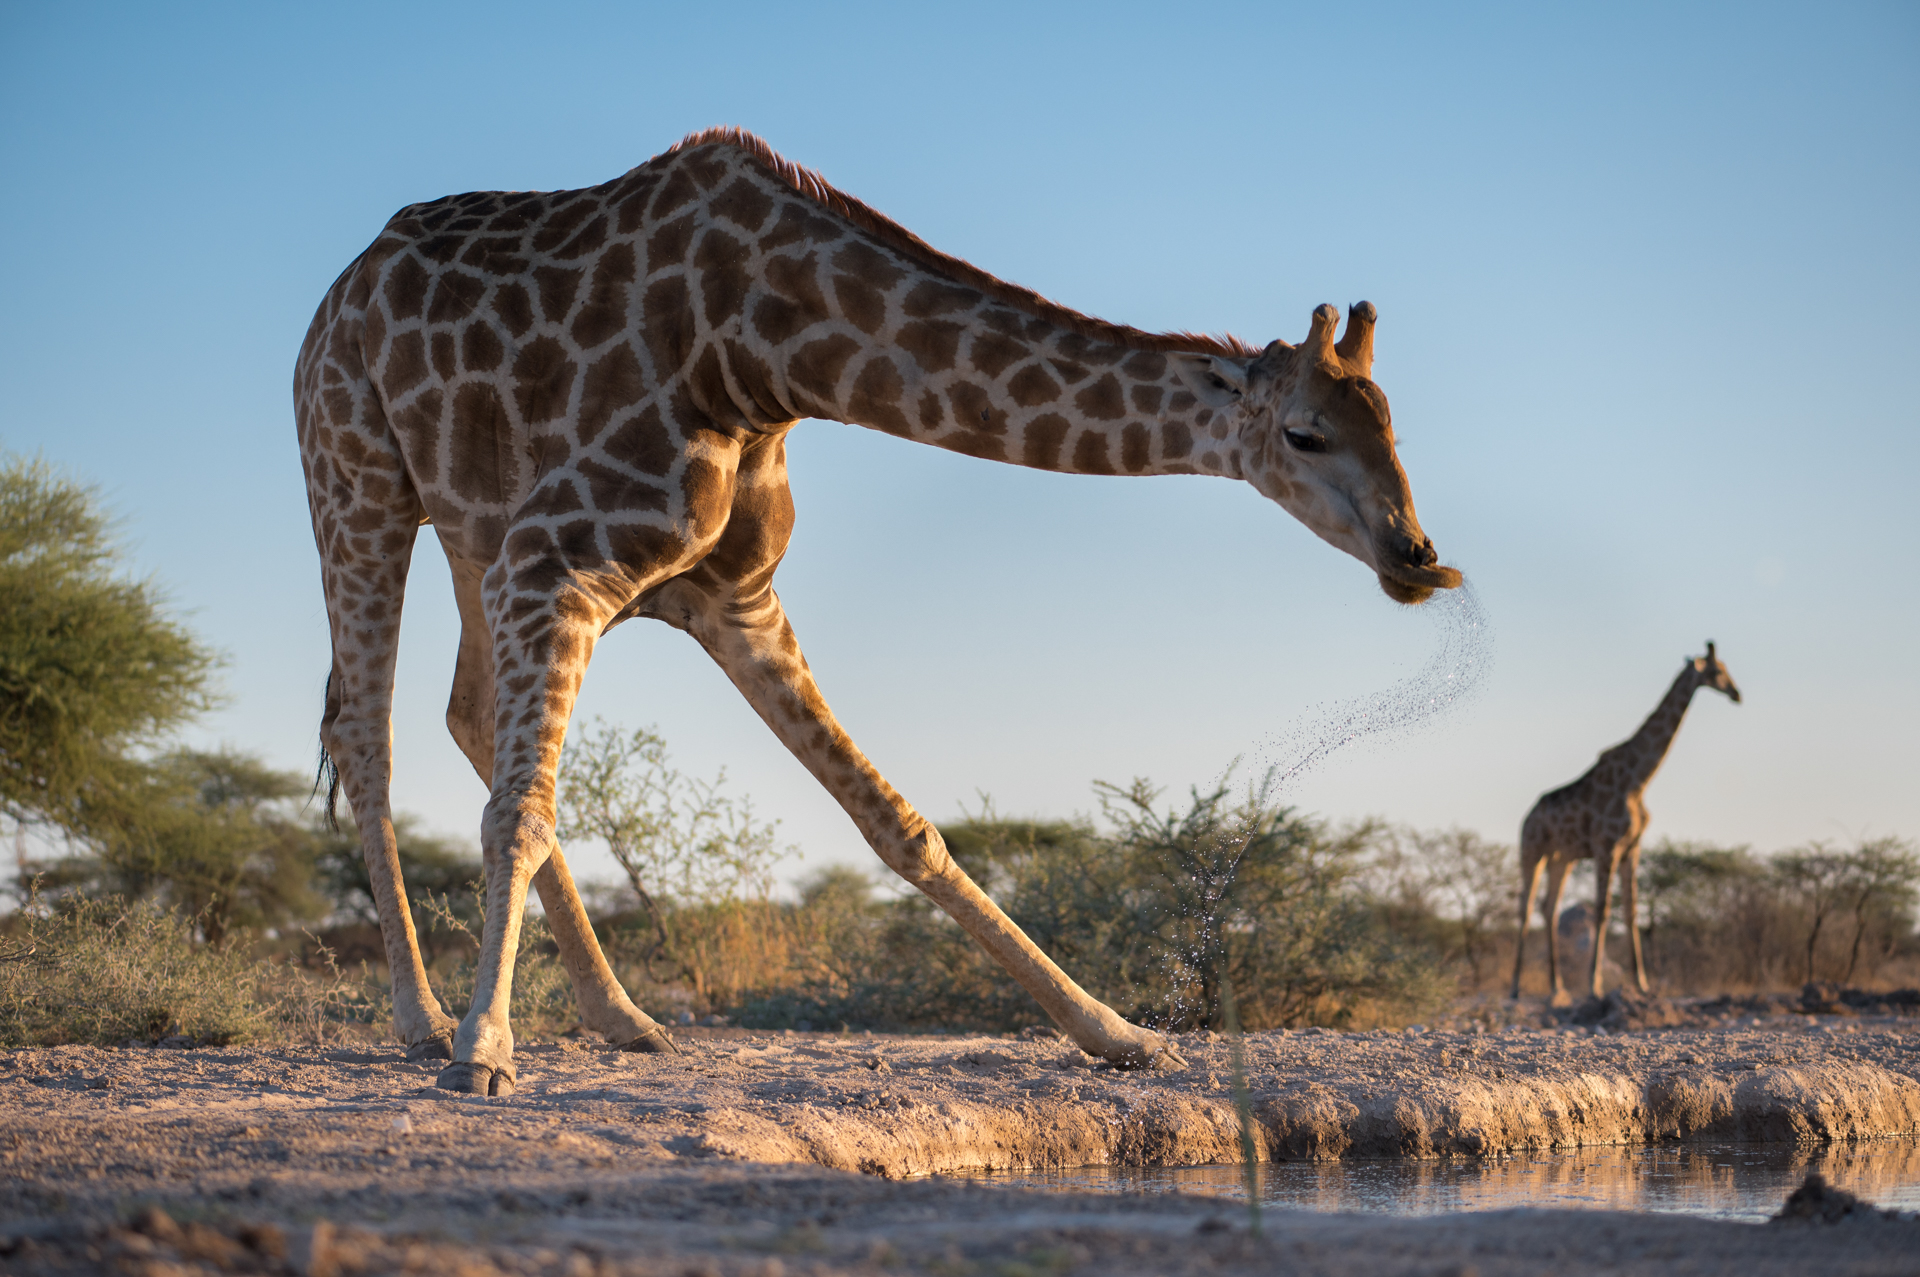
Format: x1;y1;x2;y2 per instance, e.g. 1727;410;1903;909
3;2;1915;890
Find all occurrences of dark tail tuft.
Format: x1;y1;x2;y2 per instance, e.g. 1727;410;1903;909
313;669;342;833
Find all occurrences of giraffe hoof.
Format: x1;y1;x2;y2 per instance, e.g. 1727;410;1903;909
405;1031;455;1062
620;1026;679;1055
435;1061;516;1096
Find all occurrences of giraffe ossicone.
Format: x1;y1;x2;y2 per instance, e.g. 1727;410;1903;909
1510;642;1742;1005
295;127;1461;1089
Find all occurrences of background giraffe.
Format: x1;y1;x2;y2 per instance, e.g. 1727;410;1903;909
297;128;1462;1094
1510;643;1742;1003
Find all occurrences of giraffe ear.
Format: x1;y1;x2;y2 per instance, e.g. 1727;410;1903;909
1170;352;1250;408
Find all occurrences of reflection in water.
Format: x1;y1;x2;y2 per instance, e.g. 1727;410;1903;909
957;1139;1920;1222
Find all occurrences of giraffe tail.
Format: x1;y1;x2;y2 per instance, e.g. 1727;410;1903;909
313;669;343;833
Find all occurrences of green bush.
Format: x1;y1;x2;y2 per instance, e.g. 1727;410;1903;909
0;895;274;1046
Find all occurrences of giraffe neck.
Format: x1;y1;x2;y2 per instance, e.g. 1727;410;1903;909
1616;665;1703;792
681;144;1253;480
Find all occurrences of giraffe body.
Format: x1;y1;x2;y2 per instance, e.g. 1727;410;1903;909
296;129;1460;1091
1510;645;1742;1004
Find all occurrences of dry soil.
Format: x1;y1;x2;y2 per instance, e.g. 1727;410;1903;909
3;1014;1918;1276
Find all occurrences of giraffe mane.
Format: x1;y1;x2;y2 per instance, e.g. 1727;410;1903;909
667;127;1262;361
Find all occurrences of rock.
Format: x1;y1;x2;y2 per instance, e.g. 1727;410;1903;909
1771;1172;1892;1225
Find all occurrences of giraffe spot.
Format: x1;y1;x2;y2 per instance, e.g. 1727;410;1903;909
427;270;487;324
575;458;670;514
682;149;729;190
577;345;645;445
511;337;578;424
1160;421;1193;460
917;387;945;430
1168;390;1196;412
1130;384;1164;415
831;241;904;290
752;295;811;345
322;387;355;427
381;332;429;399
641;276;696;375
467;514;506;561
765;251;827;310
646;214;697;274
1047;358;1089;386
1007;363;1061;407
531;197;601;254
606;405;677;477
383;256;431;320
695;229;751;329
1120;351;1168;381
1056;333;1123;365
614;181;659;235
903;279;982;318
417;234;464;264
833;274;887;335
720;340;784;423
514;554;569;596
430;331;457;381
687;346;740;427
978;309;1028;339
786;334;862;403
680;456;731;536
947;381;1005;435
969;332;1030;379
527;433;572;476
552;212;609;261
570;243;637;350
896;319;962;374
486;208;535;234
1121;422;1151;473
461;322;505;372
1072;430;1115;474
848;356;911;438
496;282;535;337
1029;412;1075;468
710;176;775;232
523;478;586;518
606;520;687;570
650;166;700;219
555;517;602;565
1199;451;1221;471
504;523;555;566
533;265;584;324
1074;373;1126;421
450;384;520;503
758;201;840;252
939;430;1007;462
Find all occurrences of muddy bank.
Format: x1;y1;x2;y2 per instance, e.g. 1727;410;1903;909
2;1019;1917;1274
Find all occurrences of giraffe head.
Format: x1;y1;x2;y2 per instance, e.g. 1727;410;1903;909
1694;641;1742;702
1183;303;1463;604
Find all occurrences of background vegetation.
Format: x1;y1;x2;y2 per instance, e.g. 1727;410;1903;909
2;450;1917;1047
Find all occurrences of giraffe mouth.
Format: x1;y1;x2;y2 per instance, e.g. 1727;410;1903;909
1376;561;1463;605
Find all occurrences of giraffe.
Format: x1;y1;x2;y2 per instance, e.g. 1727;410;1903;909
296;127;1463;1095
1509;643;1742;1004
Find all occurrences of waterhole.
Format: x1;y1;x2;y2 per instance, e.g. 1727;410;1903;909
954;1138;1920;1222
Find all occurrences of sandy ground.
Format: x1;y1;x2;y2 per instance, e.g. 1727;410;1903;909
3;1015;1918;1275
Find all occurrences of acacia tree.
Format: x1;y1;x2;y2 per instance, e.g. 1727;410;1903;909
0;455;215;833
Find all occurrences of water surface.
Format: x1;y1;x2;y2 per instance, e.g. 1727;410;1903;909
956;1139;1920;1223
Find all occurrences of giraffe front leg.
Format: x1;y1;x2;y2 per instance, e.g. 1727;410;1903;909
1623;839;1650;994
1511;846;1546;1000
1589;849;1623;1000
443;548;676;1056
673;583;1184;1069
1542;859;1574;1007
438;794;547;1095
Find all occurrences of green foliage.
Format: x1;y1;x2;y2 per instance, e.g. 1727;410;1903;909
556;717;792;986
1636;837;1920;990
0;895;274;1046
31;749;324;943
311;815;481;961
0;455;216;825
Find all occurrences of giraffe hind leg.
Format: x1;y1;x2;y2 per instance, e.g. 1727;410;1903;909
1511;843;1546;1000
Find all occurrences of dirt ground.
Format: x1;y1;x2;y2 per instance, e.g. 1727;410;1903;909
3;1011;1918;1276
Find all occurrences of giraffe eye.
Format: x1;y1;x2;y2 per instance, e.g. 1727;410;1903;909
1284;427;1327;454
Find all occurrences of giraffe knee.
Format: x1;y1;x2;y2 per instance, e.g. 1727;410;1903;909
480;795;559;873
879;822;956;888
